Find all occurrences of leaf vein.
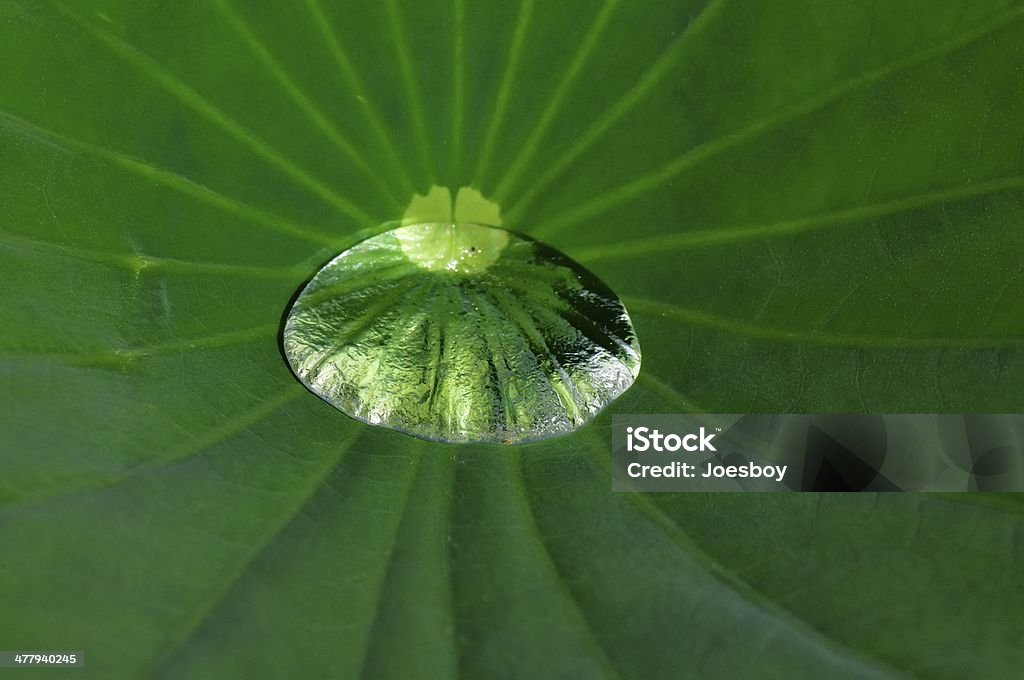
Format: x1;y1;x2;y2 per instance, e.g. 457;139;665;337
384;0;434;181
493;0;621;202
625;296;1024;349
573;174;1024;259
52;1;375;224
536;6;1024;235
504;0;729;224
213;0;402;208
510;450;622;679
583;433;907;679
474;0;535;183
0;108;341;248
0;229;305;280
0;387;306;517
150;429;366;677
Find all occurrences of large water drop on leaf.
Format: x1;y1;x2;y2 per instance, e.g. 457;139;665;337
284;222;640;444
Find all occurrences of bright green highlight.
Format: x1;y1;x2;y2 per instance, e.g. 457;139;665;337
393;223;508;273
396;185;507;273
402;184;503;225
284;222;640;443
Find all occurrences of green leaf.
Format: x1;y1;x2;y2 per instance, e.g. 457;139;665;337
1;0;1023;678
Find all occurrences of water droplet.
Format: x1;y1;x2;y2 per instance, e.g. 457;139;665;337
284;193;639;444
